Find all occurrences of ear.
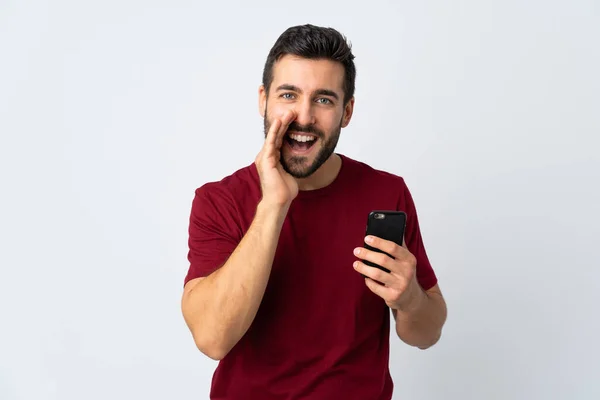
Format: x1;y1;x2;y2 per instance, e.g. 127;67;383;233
258;84;267;117
341;97;355;128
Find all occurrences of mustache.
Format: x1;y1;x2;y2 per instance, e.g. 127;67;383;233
286;122;323;138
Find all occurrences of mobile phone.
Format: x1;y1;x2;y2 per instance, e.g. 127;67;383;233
363;210;407;273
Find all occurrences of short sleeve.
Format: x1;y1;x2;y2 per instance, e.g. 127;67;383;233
183;184;242;286
398;180;438;291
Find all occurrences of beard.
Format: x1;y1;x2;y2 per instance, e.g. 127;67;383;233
263;109;342;179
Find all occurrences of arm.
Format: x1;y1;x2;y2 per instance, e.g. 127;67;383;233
181;109;298;361
353;236;447;350
181;201;288;360
392;283;447;349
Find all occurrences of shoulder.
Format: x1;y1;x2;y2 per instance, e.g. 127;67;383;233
195;162;259;198
192;162;260;211
340;154;408;192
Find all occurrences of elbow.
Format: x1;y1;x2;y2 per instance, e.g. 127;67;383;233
417;342;436;351
192;333;231;361
396;325;443;350
416;330;442;350
200;346;228;361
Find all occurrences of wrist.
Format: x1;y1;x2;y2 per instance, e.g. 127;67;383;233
395;279;427;315
256;199;290;222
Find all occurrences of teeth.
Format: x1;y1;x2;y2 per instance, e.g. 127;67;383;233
289;133;315;143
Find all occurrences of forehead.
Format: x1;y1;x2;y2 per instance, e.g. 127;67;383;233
270;55;345;94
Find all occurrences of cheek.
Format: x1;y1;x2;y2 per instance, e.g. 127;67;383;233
268;102;295;117
320;110;343;130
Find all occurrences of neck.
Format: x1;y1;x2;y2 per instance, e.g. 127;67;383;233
295;154;342;191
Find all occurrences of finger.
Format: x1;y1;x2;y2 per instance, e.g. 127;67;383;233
276;110;297;141
364;235;405;258
364;276;394;301
353;246;395;273
265;118;282;147
263;120;285;162
261;110;296;164
353;260;394;286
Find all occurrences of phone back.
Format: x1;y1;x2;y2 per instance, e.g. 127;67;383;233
363;211;407;273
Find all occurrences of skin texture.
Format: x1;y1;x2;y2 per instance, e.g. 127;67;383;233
181;54;447;360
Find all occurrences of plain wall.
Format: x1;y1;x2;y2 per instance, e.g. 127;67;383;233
1;0;599;399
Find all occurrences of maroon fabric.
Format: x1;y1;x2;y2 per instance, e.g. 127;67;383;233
184;154;438;399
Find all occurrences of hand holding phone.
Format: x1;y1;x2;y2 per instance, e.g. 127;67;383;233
354;210;424;312
362;211;407;273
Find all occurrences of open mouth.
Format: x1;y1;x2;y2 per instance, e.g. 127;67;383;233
285;132;318;152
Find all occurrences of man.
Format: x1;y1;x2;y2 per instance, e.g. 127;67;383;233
181;24;447;399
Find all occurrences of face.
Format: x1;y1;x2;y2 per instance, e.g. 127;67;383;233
260;55;354;179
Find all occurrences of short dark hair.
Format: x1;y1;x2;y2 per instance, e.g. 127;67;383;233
262;24;356;105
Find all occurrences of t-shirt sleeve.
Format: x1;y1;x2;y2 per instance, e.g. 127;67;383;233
183;184;242;287
398;179;438;291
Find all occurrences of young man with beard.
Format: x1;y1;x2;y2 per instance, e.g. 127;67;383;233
181;24;447;399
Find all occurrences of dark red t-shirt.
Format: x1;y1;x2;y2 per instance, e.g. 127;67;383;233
184;154;437;399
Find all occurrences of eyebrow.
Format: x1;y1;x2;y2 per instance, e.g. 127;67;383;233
275;84;340;101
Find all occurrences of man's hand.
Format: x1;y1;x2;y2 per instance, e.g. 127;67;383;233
255;110;298;207
353;235;424;312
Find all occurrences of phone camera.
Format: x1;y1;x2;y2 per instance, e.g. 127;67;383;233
374;213;385;220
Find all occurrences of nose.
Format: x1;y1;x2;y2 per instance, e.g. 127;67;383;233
293;98;315;127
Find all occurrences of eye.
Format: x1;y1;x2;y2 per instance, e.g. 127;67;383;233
280;93;295;100
316;98;333;105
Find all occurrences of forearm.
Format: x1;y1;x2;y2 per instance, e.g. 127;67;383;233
393;282;447;349
182;200;288;359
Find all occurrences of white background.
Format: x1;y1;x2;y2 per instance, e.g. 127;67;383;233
1;0;599;399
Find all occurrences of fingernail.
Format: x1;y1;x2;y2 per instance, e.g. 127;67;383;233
353;261;359;269
353;248;360;256
365;236;373;243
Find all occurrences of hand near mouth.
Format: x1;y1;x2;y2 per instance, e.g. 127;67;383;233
255;109;299;207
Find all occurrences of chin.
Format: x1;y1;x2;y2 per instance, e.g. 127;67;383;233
281;157;317;179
